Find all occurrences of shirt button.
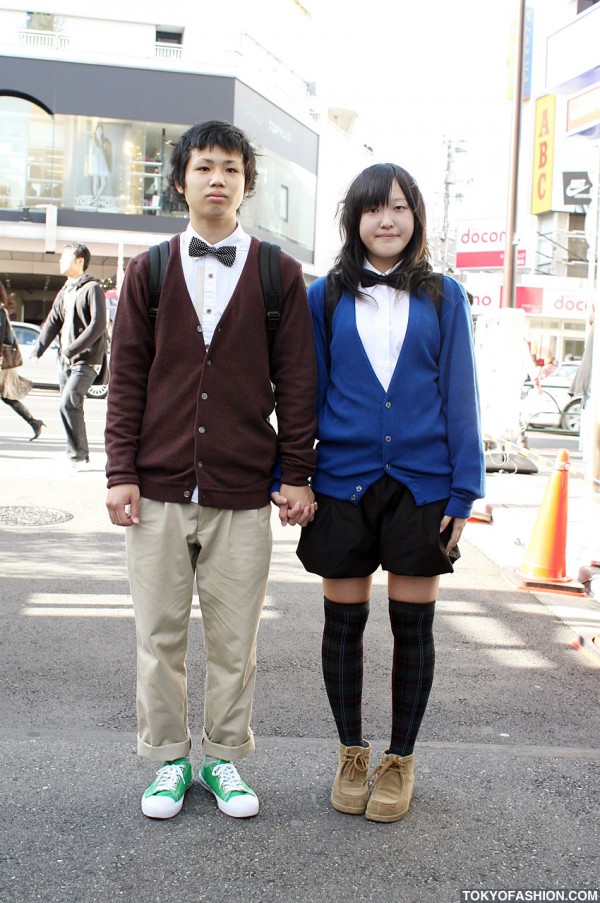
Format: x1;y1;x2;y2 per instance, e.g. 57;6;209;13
350;494;356;501
206;308;212;314
385;435;392;443
201;393;208;400
198;426;205;433
385;401;392;408
386;464;391;470
356;485;362;491
208;274;214;280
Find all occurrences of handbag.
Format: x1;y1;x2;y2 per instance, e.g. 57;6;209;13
1;327;23;370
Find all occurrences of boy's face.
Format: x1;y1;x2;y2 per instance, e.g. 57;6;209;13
176;146;247;239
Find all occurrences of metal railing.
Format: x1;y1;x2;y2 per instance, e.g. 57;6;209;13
154;43;182;60
18;29;70;50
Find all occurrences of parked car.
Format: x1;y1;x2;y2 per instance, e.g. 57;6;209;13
520;361;582;434
10;321;109;399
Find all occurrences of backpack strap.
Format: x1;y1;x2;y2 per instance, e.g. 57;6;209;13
148;240;170;320
324;273;341;374
259;241;282;359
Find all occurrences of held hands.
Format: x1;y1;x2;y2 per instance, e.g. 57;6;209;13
271;483;317;528
106;483;141;527
440;515;467;555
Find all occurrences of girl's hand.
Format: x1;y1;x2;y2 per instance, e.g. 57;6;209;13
440;515;467;555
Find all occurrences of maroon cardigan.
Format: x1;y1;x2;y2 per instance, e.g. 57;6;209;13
105;235;317;509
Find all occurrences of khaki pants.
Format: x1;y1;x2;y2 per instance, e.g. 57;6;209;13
126;498;272;763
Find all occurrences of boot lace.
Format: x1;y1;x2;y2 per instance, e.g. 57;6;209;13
213;762;246;793
368;755;407;785
153;763;186;793
342;747;369;780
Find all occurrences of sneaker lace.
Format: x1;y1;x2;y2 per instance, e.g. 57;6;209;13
153;763;185;793
213;762;246;793
342;747;369;780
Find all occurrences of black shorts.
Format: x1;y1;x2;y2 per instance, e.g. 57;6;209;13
297;475;459;579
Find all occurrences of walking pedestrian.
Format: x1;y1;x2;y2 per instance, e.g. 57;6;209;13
0;283;45;440
105;120;317;820
31;243;107;467
297;162;485;823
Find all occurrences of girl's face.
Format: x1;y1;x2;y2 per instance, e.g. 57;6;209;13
358;180;415;272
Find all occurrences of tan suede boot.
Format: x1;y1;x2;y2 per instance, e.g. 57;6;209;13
364;752;415;823
330;742;371;814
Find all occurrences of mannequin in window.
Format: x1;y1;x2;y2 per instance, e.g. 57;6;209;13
88;123;112;202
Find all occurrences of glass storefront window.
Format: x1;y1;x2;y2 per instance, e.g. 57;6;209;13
0;97;188;217
0;97;316;257
242;145;316;257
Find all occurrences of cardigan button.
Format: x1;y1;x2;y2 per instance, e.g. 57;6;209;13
183;490;191;498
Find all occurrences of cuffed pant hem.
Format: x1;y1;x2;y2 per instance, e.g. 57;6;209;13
201;728;255;762
137;734;192;763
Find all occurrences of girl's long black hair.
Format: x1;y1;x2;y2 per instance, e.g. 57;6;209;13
332;162;442;304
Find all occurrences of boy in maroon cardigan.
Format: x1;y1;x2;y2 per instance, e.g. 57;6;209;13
105;121;317;820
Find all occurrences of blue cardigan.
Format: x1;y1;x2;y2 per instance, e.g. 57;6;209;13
307;275;485;520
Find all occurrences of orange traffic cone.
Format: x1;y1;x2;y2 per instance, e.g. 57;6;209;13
516;449;571;585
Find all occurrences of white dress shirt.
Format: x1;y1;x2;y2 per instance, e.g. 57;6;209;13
179;223;251;347
355;261;409;392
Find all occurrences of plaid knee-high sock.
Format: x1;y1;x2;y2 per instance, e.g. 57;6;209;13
388;598;436;757
322;597;370;747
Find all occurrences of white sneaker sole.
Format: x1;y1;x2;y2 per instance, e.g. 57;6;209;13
141;793;185;819
198;774;259;818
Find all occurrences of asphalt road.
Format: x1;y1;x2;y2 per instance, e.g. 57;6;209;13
1;390;599;903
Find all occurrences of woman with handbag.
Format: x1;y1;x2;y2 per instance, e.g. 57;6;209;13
0;283;45;441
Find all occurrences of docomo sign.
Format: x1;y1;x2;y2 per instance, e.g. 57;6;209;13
467;284;590;320
456;219;526;269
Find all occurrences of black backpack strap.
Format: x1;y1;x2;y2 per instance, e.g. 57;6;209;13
324;272;341;374
148;240;170;320
259;241;282;358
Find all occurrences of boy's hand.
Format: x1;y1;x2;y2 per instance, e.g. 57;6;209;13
271;484;317;528
106;484;141;526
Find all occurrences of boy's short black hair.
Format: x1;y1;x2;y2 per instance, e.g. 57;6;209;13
168;120;258;208
63;242;91;271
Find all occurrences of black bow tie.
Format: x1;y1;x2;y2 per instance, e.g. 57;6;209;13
189;236;236;267
360;268;403;289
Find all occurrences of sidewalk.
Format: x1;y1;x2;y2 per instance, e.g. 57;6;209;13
465;441;600;662
1;421;599;902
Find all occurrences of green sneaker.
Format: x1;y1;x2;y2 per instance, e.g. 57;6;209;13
141;758;193;819
198;759;259;818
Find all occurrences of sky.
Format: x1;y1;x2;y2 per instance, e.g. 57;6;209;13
311;0;516;225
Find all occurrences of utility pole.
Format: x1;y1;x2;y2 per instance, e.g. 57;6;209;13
440;139;467;274
502;0;526;308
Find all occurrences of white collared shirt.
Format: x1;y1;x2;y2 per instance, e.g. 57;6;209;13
180;222;251;347
355;261;410;392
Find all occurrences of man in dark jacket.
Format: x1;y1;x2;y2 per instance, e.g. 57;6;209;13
32;242;106;466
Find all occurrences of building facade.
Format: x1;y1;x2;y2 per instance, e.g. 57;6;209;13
0;1;327;321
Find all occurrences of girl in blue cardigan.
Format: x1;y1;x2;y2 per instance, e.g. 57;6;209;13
297;163;484;823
